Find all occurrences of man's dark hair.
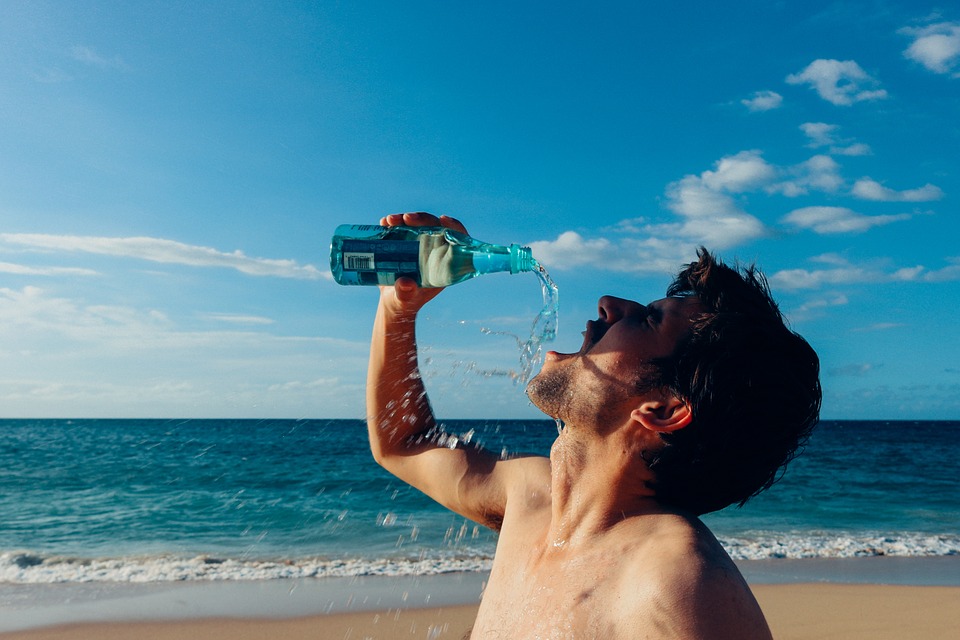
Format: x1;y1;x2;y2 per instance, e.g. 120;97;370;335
647;248;821;516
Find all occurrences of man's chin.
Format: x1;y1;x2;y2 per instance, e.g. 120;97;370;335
525;367;569;419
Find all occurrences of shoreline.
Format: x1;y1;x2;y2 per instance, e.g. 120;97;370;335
1;557;959;637
2;584;959;640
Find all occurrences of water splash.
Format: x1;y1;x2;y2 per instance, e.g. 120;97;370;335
465;260;558;385
516;261;558;385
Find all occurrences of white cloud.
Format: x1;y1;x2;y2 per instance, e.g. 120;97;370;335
792;293;849;320
799;122;872;156
809;252;851;266
526;231;612;269
0;285;369;417
529;142;938;276
741;90;783;112
663;176;767;247
800;122;839;147
918;256;960;282
530;152;772;274
770;265;876;290
786;59;888;106
852;323;906;333
834;142;872;156
851;177;944;202
700;150;777;192
829;363;882;377
200;313;276;325
782;206;911;234
769;155;844;196
0;261;98;277
802;293;849;310
900;22;960;76
0;234;327;280
770;255;960;290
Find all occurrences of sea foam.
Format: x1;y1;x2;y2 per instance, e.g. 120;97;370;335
3;531;958;584
0;551;493;584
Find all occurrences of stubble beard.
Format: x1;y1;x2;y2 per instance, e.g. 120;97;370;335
525;367;573;420
526;363;627;430
527;357;667;430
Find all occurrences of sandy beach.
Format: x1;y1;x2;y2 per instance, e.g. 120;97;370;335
3;583;959;640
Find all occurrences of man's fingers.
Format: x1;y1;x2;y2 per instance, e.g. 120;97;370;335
401;212;441;227
439;215;467;234
380;212;466;233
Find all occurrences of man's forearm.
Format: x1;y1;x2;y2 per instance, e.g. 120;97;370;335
366;301;435;464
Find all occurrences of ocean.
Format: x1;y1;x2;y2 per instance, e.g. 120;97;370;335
1;418;958;584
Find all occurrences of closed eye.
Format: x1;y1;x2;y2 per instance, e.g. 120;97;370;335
647;307;662;326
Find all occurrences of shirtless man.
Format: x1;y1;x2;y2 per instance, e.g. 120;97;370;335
366;212;821;639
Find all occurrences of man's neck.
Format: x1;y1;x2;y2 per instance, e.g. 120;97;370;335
545;425;663;549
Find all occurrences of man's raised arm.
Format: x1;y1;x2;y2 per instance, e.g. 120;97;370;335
365;213;540;529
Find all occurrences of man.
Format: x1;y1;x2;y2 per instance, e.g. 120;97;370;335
367;212;821;639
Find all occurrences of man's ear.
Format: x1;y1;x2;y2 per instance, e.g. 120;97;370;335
630;392;692;434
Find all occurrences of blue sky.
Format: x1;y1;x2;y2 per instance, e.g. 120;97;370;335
1;1;958;419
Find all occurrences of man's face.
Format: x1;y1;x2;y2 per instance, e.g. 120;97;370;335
526;295;704;427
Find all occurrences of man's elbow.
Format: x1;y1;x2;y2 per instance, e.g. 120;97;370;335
369;441;405;475
368;440;390;468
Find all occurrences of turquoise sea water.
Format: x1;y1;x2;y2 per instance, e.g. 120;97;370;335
1;419;958;583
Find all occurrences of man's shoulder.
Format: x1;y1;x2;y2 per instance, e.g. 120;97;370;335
622;513;745;590
614;515;771;639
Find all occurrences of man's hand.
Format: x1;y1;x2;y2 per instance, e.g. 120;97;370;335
376;212;468;318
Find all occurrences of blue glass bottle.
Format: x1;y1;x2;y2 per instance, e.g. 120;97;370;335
330;224;535;287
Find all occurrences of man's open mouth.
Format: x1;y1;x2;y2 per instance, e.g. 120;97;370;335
580;320;608;354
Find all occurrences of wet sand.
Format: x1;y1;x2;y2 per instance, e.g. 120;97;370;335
3;584;959;640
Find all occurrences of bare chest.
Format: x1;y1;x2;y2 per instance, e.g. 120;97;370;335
471;536;625;639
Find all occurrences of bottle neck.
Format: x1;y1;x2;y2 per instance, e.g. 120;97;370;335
510;244;534;274
471;244;535;275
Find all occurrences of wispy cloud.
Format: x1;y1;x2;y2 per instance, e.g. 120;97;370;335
852;322;906;333
0;261;98;277
791;292;849;321
786;59;888;106
782;206;912;234
70;46;130;71
30;68;73;84
0;234;328;280
200;313;276;325
741;90;783;112
0;285;366;417
900;22;960;76
798;293;849;311
851;177;944;202
799;122;872;156
770;255;960;290
769;154;844;196
918;256;960;282
829;363;882;377
770;264;879;290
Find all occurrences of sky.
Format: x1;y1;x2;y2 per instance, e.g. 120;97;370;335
1;0;958;419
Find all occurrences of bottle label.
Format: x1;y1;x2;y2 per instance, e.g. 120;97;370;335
338;238;420;285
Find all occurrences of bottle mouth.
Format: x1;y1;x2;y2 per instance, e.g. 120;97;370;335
511;245;535;274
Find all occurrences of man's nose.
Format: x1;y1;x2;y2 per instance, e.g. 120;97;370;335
598;296;644;323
